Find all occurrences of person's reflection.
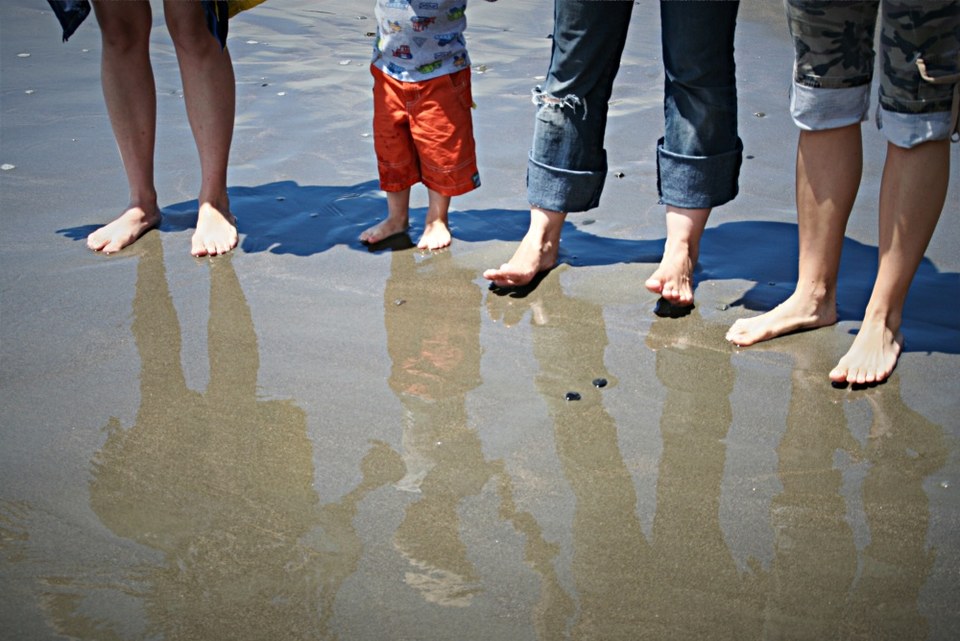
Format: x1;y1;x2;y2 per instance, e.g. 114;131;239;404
64;232;404;639
843;380;946;639
383;249;498;607
761;342;946;639
643;312;767;638
488;277;768;639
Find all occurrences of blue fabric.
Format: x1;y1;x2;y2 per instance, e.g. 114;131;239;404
526;0;742;213
48;0;230;49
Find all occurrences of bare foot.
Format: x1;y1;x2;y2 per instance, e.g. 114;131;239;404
726;291;837;346
645;242;695;305
483;207;564;287
87;205;161;254
417;219;451;251
191;202;238;257
360;217;409;245
829;319;903;385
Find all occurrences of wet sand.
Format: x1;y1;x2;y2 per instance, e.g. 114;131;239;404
1;1;959;639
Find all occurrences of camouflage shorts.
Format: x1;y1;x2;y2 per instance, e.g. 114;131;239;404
786;0;959;142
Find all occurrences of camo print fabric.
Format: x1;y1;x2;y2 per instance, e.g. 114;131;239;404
787;0;960;114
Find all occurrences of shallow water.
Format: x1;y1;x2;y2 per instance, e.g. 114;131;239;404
2;1;959;639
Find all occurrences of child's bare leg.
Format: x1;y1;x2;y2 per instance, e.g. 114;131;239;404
645;206;710;305
483;207;565;287
164;0;237;257
830;139;949;385
727;125;862;346
88;0;160;254
418;188;451;250
361;188;410;243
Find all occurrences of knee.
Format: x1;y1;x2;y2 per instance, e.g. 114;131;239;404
165;7;219;56
97;14;151;54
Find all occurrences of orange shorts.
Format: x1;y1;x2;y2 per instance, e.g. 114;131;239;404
371;65;481;197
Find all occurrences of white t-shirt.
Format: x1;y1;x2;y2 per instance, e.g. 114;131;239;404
372;0;471;82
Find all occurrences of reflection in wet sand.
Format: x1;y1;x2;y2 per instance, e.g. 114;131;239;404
384;249;492;607
384;249;573;629
53;233;404;640
760;342;947;640
492;276;767;639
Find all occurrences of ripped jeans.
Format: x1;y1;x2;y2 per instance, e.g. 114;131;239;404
527;0;742;213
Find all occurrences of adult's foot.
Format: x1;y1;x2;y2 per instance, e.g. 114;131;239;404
482;207;565;287
829;318;903;385
87;204;162;254
191;201;238;257
644;243;695;305
417;219;452;251
644;206;710;306
725;290;837;346
360;217;409;245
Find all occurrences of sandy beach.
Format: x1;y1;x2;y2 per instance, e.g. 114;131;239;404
1;0;959;639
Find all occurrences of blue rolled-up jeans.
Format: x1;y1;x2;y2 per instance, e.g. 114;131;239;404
527;0;742;213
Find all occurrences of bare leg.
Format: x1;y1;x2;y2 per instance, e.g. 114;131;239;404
360;188;410;244
87;0;161;254
645;206;710;305
418;189;452;250
726;124;862;346
482;207;565;287
829;139;949;385
164;0;238;257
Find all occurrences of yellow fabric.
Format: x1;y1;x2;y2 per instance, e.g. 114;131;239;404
228;0;267;18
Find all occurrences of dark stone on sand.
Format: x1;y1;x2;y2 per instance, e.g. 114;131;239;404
565;392;581;401
592;378;607;388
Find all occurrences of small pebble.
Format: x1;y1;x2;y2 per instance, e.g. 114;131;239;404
394;299;406;306
361;132;371;137
565;391;581;401
716;303;729;311
339;59;351;66
941;481;950;489
309;212;319;218
614;171;625;178
17;53;30;58
476;64;488;73
276;196;285;201
24;89;34;95
754;111;765;118
746;155;755;160
592;378;608;388
261;83;269;87
582;218;595;226
1;164;15;171
768;281;775;286
365;31;376;37
277;91;286;96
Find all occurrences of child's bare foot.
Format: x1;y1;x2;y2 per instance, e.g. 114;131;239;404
829;318;903;385
87;205;161;254
191;202;238;257
645;242;695;305
360;218;409;245
483;207;564;287
417;219;451;251
726;290;837;346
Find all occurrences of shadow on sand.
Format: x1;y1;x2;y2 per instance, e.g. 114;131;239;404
57;181;959;355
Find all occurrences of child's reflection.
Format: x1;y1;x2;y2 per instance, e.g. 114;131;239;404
383;249;494;606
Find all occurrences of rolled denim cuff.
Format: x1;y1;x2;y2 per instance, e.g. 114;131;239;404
526;151;607;213
656;137;742;209
790;82;870;131
877;106;956;148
